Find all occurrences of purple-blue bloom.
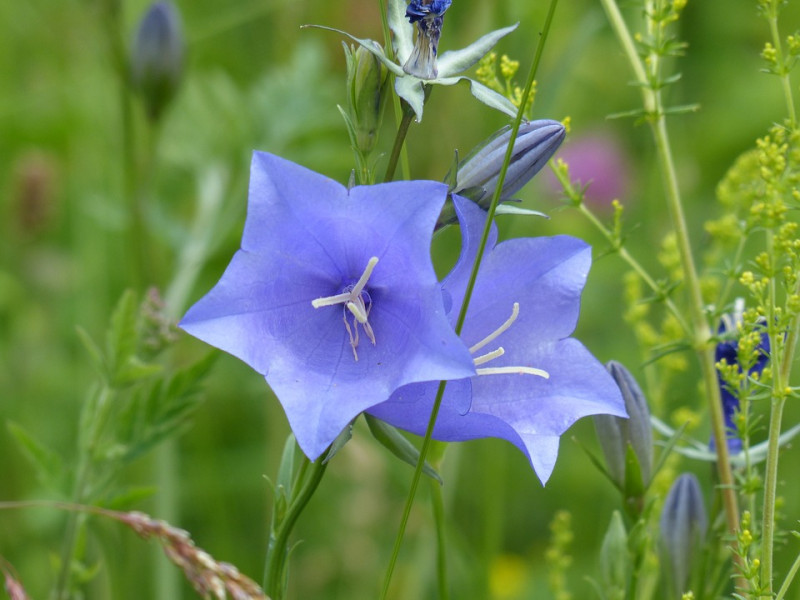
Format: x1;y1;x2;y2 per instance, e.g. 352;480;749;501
403;0;452;79
713;308;771;452
180;152;475;461
368;196;626;484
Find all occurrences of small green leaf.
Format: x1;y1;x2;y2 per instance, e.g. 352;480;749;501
75;326;105;376
7;421;65;492
106;290;139;376
365;415;442;484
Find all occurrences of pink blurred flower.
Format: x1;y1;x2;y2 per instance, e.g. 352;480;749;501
548;131;631;208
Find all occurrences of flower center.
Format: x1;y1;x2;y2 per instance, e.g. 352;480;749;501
311;256;379;361
470;302;550;379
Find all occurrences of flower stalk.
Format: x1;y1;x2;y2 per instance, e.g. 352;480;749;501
380;0;561;595
598;0;741;548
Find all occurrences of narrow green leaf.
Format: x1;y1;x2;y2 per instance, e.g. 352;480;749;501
7;421;65;491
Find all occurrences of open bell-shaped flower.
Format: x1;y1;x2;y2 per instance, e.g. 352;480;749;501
368;195;626;484
180;152;475;460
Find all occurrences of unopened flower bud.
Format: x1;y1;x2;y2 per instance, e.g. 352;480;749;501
660;474;707;597
456;120;565;206
437;120;565;227
346;45;388;154
594;361;652;489
131;1;184;121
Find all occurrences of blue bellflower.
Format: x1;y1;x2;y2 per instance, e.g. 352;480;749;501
180;152;475;460
368;196;626;483
713;305;770;452
314;0;519;121
403;0;452;79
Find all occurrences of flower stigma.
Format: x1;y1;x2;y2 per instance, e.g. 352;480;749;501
470;302;549;378
312;256;380;360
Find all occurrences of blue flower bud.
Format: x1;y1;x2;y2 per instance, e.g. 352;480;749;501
455;120;566;208
593;361;652;489
131;1;184;120
659;473;707;597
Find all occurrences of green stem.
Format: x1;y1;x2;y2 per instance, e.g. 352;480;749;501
550;162;692;336
380;0;559;596
384;101;416;182
598;0;741;545
766;8;797;128
775;543;800;600
264;455;328;599
760;230;786;594
430;479;449;600
53;385;112;600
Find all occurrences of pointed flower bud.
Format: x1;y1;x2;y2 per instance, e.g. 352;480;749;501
455;120;566;206
345;45;389;155
131;1;185;121
593;361;652;490
660;473;707;597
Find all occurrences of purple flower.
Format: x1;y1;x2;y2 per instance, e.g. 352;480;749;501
368;196;626;483
403;0;452;79
713;304;771;452
180;152;475;460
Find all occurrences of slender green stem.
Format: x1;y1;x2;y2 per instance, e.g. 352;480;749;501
53;385;112;600
430;479;449;600
775;543;800;600
598;0;741;543
551;161;692;336
380;0;559;596
760;231;787;594
264;455;328;599
384;101;416;182
766;9;797;128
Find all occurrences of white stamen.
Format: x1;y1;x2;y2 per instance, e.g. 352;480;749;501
473;347;505;365
476;366;550;378
470;302;520;354
469;302;550;380
311;257;379;361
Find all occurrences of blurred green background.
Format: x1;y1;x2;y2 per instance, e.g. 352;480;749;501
2;0;800;598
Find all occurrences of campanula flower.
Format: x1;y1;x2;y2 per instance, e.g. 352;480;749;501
368;196;626;484
312;0;519;121
180;152;475;460
713;301;770;452
403;0;452;79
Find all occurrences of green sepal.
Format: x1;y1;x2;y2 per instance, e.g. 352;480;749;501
323;421;353;464
364;415;443;484
623;442;646;499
